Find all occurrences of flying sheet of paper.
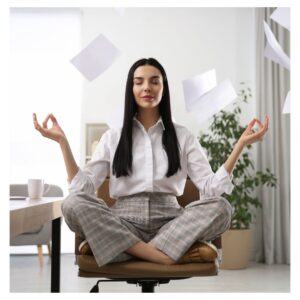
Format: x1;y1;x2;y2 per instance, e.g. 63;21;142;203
192;79;237;124
282;90;290;114
182;69;217;112
264;21;290;70
270;7;290;31
70;34;121;81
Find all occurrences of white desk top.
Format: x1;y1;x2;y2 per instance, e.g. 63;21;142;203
10;197;63;238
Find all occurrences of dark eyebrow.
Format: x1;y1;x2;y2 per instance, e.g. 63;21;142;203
133;76;161;80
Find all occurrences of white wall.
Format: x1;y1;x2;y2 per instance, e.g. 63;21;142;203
10;7;256;254
80;7;256;165
72;7;257;253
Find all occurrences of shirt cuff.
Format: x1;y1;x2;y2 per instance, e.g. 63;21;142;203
215;165;234;194
68;169;86;193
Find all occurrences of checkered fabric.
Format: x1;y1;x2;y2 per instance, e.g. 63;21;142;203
62;192;232;266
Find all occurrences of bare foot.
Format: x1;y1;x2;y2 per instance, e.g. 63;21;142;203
148;242;176;265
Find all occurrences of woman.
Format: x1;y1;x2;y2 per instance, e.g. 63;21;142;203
33;58;268;267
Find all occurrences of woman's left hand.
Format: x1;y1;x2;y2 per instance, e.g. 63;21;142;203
239;116;269;147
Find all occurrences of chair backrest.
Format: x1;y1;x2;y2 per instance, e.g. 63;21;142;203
96;178;200;208
10;184;63;197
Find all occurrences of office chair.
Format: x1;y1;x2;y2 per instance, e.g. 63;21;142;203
74;179;222;292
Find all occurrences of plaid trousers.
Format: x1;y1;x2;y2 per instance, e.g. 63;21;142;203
62;191;232;267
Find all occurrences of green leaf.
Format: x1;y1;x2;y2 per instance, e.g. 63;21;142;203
198;83;277;229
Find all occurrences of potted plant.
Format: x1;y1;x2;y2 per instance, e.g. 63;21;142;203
199;83;277;269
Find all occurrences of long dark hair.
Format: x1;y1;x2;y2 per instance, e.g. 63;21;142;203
112;58;181;178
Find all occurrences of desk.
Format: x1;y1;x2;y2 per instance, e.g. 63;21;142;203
10;197;63;292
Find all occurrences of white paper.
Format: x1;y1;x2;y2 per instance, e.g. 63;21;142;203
270;7;290;31
182;69;217;112
192;79;237;124
263;21;290;70
70;34;121;81
282;90;290;114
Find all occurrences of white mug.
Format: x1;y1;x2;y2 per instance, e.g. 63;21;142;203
27;179;50;199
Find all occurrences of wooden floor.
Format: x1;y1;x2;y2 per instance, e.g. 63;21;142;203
10;254;290;293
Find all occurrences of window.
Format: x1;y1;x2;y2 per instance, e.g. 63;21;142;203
10;8;82;253
10;8;82;196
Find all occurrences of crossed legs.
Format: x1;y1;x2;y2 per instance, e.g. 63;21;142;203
126;197;232;264
63;192;232;266
126;241;176;265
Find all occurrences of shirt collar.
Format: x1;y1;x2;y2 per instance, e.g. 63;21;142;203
133;116;165;131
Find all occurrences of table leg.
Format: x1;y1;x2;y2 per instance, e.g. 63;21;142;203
51;217;61;292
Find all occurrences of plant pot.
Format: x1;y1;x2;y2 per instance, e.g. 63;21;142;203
220;228;251;270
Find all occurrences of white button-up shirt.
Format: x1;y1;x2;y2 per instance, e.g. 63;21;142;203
69;117;234;199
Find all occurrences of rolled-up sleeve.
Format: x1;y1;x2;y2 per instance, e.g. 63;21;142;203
68;131;110;195
186;131;234;197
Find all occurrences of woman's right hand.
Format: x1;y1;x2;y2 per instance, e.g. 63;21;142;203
33;113;66;144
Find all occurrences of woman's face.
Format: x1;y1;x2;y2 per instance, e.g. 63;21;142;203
133;65;164;110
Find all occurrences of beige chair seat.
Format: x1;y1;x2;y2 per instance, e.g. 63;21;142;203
77;255;217;278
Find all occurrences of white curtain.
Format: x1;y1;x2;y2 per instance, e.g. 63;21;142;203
254;8;290;264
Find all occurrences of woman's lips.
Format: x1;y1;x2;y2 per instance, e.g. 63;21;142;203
141;96;154;101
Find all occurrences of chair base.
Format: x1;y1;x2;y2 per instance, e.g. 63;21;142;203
89;278;188;293
127;278;171;292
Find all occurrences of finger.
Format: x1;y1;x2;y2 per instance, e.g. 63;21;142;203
264;116;269;130
254;118;263;129
246;118;256;132
33;113;51;138
247;118;256;128
253;129;267;141
34;120;45;133
251;118;266;133
33;120;47;135
42;114;52;129
33;113;42;130
248;125;265;137
256;116;269;130
49;113;58;124
246;117;269;144
33;113;38;124
257;117;269;134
